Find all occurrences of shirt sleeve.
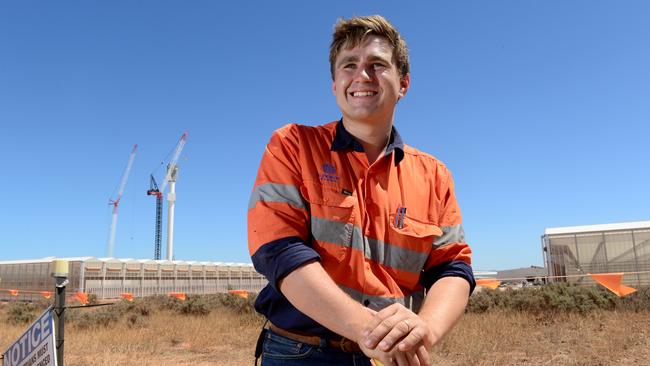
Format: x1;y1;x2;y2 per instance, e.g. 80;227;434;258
419;165;476;294
248;124;320;290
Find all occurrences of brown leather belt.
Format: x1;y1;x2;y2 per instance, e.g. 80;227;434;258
268;323;362;353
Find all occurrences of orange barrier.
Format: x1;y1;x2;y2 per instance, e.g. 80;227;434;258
169;292;186;301
589;273;637;297
9;289;18;296
75;292;89;305
121;293;134;302
228;289;249;298
41;291;53;299
476;279;501;290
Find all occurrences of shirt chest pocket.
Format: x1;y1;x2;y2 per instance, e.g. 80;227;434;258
386;214;442;276
301;182;356;260
389;214;442;238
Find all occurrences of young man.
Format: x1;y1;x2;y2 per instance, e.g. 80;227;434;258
248;15;475;366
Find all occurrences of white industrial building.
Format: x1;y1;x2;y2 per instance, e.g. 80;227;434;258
0;257;267;301
542;221;650;286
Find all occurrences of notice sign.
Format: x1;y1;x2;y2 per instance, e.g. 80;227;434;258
2;307;57;366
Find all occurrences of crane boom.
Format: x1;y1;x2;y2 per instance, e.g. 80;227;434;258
107;144;138;257
159;132;188;195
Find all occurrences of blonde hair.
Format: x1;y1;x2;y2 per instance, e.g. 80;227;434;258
329;15;409;80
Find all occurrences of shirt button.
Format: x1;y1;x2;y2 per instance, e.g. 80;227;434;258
363;299;370;306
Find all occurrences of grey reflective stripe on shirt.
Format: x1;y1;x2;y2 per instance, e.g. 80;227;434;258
311;216;429;273
433;224;465;248
339;285;425;312
248;183;306;210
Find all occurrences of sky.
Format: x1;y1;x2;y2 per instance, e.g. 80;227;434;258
0;1;648;271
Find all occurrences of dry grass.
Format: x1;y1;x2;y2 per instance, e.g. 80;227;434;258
2;301;649;365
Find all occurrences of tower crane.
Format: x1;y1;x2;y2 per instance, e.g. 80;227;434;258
107;144;138;257
147;132;188;260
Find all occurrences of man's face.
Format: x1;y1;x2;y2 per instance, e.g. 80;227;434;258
332;35;409;125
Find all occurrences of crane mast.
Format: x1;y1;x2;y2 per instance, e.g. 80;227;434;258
148;132;188;261
147;175;163;260
107;144;138;257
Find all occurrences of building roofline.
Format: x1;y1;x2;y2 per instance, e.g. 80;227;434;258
0;256;254;266
544;220;650;235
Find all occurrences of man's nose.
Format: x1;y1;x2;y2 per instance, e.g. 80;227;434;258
353;65;374;81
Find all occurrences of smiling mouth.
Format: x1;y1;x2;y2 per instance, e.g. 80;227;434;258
349;91;378;97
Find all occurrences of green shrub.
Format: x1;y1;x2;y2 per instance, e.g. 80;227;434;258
467;283;641;314
73;310;119;330
112;299;152;317
618;286;650;312
5;302;38;325
179;296;211;316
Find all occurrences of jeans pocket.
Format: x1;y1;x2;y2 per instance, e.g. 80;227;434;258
262;330;317;360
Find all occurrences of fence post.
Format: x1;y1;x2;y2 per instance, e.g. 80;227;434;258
52;260;69;366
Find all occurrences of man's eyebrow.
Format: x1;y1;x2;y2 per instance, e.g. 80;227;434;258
366;55;392;64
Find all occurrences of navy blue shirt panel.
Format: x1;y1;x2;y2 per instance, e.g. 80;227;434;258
331;120;405;165
255;284;337;338
420;260;476;295
251;236;321;291
251;236;335;336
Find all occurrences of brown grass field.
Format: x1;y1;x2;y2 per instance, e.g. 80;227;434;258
2;300;649;366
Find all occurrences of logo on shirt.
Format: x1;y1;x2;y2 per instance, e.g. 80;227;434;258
319;163;340;183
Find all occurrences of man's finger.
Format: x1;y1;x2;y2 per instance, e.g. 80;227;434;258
365;303;400;335
397;328;425;352
393;349;409;366
415;345;430;366
377;318;412;351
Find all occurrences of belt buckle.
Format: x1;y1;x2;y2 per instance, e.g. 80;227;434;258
339;337;356;353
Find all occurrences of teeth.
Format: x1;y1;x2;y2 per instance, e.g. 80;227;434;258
352;91;376;97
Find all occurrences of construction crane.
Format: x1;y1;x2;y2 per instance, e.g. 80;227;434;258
147;132;188;260
147;175;163;260
107;144;138;257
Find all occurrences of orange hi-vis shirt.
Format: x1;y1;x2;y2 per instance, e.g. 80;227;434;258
248;120;474;335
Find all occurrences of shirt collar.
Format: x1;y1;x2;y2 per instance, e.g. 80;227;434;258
331;119;405;165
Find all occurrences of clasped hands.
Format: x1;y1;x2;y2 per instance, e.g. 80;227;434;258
358;303;436;366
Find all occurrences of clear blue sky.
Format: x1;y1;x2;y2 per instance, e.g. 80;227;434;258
1;1;648;271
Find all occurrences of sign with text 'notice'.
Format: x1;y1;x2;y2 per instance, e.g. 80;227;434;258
2;307;57;366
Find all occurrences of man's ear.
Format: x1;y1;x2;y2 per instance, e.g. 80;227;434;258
399;73;410;98
332;80;337;95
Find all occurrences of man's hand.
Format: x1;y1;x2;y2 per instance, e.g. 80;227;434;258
363;303;438;354
359;336;429;366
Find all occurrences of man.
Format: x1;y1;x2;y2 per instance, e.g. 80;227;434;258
248;15;475;366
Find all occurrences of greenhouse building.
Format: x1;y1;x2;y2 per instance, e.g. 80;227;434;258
542;221;650;286
0;257;267;301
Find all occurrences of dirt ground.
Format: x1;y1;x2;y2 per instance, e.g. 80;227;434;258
2;305;649;365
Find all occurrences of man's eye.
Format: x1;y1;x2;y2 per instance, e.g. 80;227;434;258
373;63;386;69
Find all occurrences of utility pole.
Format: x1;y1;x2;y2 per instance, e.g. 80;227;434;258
52;260;69;366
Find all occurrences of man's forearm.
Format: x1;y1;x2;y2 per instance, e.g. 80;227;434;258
417;276;470;342
278;260;373;342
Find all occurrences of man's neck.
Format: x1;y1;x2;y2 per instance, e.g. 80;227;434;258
342;118;392;165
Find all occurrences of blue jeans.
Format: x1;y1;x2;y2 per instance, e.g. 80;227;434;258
260;328;372;366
